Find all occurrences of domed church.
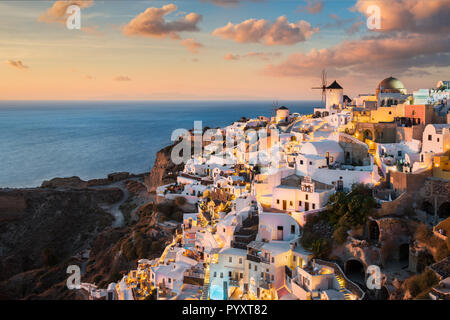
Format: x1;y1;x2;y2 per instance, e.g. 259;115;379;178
376;76;409;107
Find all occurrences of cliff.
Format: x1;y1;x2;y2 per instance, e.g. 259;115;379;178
0;187;123;299
144;143;184;193
0;176;178;299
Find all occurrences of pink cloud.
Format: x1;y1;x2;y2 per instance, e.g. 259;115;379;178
181;38;204;54
297;0;323;14
202;0;264;7
38;0;94;24
5;60;29;70
354;0;450;34
123;4;202;40
265;33;450;78
225;52;281;61
224;53;240;60
213;16;318;46
114;76;132;81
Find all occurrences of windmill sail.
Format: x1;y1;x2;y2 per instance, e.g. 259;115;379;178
312;69;327;106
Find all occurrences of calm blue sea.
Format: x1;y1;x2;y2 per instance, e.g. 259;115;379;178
0;101;318;188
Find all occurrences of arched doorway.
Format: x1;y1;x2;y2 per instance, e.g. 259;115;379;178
369;221;380;242
363;129;373;141
438;202;450;219
421;201;434;215
398;243;409;265
345;259;365;285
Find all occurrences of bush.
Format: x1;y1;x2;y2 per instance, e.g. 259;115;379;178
415;223;432;242
333;226;349;244
415;223;449;262
325;183;376;229
434;241;449;261
405;269;439;299
414;290;431;300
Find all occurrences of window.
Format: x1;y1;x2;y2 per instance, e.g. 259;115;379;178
168;278;171;283
271;257;274;263
249;263;251;269
312;203;316;209
228;271;232;277
293;256;297;262
240;273;243;279
276;199;280;204
291;225;295;234
305;194;308;200
220;272;223;278
223;228;226;233
289;201;293;206
214;272;217;277
299;201;302;206
428;135;432;141
239;258;243;264
309;161;312;165
254;265;257;271
229;256;232;263
271;275;274;281
261;272;264;278
437;138;440;142
300;160;304;165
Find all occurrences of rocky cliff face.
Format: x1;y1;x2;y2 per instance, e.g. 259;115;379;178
81;203;172;289
0;177;177;299
0;187;122;299
144;143;184;193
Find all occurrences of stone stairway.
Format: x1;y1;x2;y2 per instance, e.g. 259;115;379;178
335;274;353;300
200;266;210;300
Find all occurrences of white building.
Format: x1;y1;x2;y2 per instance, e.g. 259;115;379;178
271;175;334;212
421;124;450;156
275;106;290;123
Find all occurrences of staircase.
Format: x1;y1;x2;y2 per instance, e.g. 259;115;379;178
335;274;352;300
200;266;210;300
231;215;259;249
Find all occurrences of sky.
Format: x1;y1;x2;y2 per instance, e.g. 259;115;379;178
0;0;449;100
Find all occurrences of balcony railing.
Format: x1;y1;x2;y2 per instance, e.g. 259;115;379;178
314;259;366;300
229;279;240;287
258;279;272;290
247;254;261;263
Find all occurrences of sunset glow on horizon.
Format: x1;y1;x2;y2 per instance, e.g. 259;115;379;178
1;0;449;100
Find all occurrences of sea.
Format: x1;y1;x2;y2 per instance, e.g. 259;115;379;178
0;100;318;188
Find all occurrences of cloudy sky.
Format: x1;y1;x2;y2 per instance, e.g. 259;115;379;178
1;0;449;100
